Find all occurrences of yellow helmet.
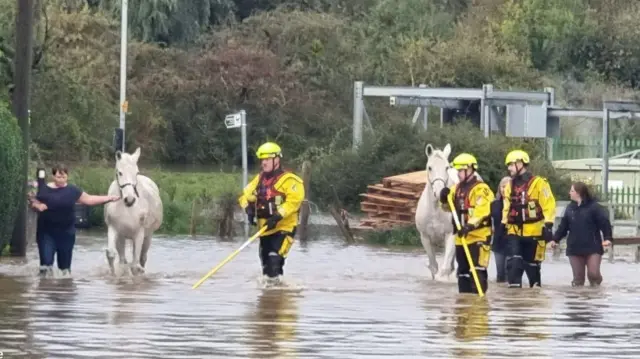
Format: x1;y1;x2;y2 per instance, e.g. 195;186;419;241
451;153;478;170
505;150;530;165
256;142;282;159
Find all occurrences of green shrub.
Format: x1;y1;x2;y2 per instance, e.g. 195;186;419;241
65;165;244;234
363;225;422;246
307;120;571;211
0;102;24;252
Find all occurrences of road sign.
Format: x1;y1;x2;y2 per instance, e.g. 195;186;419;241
224;113;242;129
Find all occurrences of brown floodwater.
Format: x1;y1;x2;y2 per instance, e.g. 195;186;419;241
1;228;639;358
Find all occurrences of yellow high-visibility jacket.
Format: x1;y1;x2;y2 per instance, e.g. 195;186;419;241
444;178;494;245
501;174;556;237
238;170;305;237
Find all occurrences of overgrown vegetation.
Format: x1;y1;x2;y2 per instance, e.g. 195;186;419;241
68;165;243;234
0;102;24;251
1;0;638;240
310;121;572;212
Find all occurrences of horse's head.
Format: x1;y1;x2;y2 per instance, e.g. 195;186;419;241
115;147;141;207
424;143;452;200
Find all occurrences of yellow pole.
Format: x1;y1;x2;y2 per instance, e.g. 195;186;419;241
192;226;268;289
446;195;485;298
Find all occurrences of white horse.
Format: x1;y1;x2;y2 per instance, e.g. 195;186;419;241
104;148;163;275
415;143;459;281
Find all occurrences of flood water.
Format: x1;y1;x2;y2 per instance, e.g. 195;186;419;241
1;228;640;358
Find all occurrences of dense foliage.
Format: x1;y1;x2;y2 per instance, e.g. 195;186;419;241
0;0;638;212
0;102;24;249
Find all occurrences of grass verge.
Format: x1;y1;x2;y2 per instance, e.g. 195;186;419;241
362;225;423;247
68;165;247;235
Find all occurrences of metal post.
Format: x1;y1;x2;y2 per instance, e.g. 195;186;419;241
118;0;128;151
481;84;491;137
240;110;249;237
10;0;35;257
419;84;428;130
544;87;555;107
602;108;610;201
353;81;364;150
544;87;555;161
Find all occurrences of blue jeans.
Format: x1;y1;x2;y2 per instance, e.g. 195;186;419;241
37;228;76;271
493;251;507;283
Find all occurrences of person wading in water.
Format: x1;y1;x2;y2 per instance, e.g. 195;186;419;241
238;142;304;282
30;165;119;276
550;182;613;286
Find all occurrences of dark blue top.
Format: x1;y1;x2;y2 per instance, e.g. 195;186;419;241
553;199;613;256
490;198;507;254
36;184;83;232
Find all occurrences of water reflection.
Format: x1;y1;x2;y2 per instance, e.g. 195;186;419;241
107;277;160;326
1;234;640;357
492;289;551;343
0;275;39;358
562;288;606;339
450;295;490;358
247;287;300;358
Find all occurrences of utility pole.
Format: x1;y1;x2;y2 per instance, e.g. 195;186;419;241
10;0;35;257
117;0;128;152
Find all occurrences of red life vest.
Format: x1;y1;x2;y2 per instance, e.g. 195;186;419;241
507;175;543;225
453;179;491;229
255;170;287;219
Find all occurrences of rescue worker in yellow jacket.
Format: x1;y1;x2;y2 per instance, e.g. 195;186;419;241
501;149;556;288
439;153;495;294
238;142;305;279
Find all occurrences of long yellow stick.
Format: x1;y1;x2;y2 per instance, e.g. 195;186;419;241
192;226;268;289
446;195;485;298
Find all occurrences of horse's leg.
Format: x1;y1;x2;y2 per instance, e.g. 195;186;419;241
105;226;118;275
140;233;152;269
419;230;438;279
116;236;127;265
437;233;456;279
130;230;145;275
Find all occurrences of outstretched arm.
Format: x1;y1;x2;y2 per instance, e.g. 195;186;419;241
77;192;118;206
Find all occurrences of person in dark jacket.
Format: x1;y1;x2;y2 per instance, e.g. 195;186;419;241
491;176;511;283
550;181;613;286
29;165;119;277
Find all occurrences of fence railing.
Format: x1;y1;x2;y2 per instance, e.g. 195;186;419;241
594;186;640;219
551;137;640;161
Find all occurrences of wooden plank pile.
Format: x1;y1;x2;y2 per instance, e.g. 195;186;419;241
357;170;427;230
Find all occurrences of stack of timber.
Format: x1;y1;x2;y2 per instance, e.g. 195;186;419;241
358;170;427;230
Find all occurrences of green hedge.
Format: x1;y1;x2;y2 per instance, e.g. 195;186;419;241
0;103;24;253
305;120;572;211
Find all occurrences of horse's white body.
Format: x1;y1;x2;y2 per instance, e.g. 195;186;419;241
104;148;163;275
415;143;459;280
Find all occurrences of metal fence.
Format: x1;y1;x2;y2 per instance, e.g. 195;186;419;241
551;137;640;160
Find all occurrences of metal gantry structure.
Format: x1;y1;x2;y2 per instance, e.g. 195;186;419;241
352;81;640;200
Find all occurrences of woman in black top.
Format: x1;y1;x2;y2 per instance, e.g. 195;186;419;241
551;182;613;286
29;165;119;276
490;176;511;283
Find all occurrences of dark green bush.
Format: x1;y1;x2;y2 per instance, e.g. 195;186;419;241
0;102;24;253
307;120;571;211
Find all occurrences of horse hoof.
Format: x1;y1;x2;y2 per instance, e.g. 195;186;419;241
131;264;145;276
428;266;438;280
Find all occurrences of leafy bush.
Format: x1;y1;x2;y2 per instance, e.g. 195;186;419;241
307;120;571;211
0;102;24;251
